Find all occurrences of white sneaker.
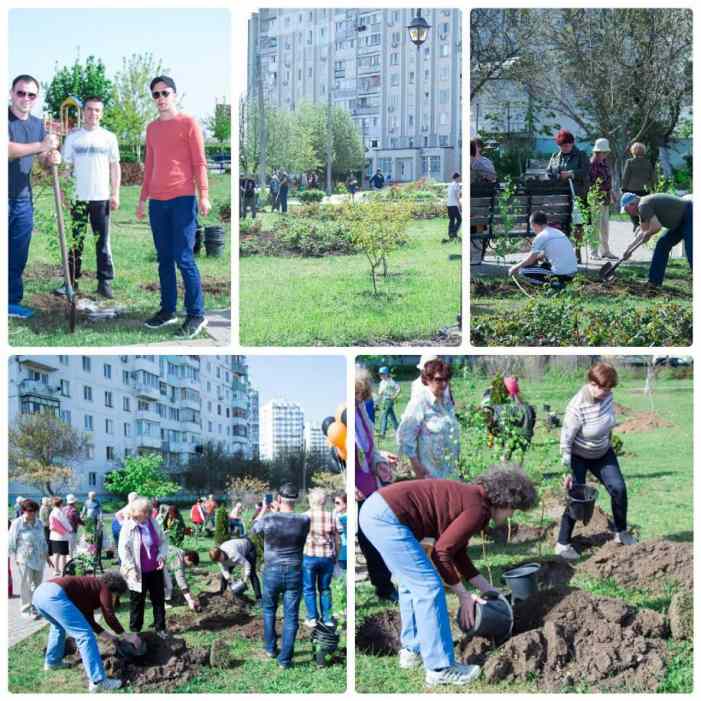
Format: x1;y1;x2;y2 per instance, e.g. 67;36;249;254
303;618;317;629
44;661;70;671
425;664;481;687
89;677;122;693
399;648;421;669
554;542;580;561
164;602;174;610
615;530;637;545
20;610;34;619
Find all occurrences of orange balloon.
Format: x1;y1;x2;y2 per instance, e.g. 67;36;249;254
327;421;347;451
336;445;347;462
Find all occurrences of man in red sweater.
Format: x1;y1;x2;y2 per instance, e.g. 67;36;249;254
136;75;211;339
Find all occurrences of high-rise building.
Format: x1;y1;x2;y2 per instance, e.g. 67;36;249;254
9;355;258;497
248;388;260;459
260;400;305;460
304;421;327;455
248;7;462;182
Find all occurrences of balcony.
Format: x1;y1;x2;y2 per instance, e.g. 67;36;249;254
136;407;161;421
17;357;59;373
352;105;380;116
19;379;60;399
136;435;161;450
133;357;157;374
133;382;160;401
180;419;202;433
180;396;202;411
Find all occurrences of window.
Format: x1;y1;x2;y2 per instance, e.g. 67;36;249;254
60;379;70;397
439;89;449;105
440;44;450;58
390;53;398;66
439;65;450;81
82;356;91;372
103;363;112;379
106;447;115;461
59;355;69;366
105;418;113;434
104;391;113;408
124;422;131;437
83;386;93;401
439;112;449;126
123;397;130;411
88;472;97;487
87;445;95;459
122;370;129;385
60;409;71;424
208;421;213;432
84;414;94;430
124;448;131;458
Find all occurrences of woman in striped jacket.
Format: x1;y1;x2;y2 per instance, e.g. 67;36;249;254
555;362;636;561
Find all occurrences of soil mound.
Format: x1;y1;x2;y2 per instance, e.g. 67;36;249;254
616;412;673;434
482;589;669;691
356;608;402;655
579;539;692;593
613;402;632;416
169;590;255;634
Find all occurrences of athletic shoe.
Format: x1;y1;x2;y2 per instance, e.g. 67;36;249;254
614;530;637;545
89;677;122;693
378;589;399;604
425;664;481;687
399;648;422;669
144;310;178;329
97;281;114;299
177;316;208;339
20;610;34;619
44;661;70;671
8;304;34;319
602;252;619;260
554;542;580;561
53;282;79;296
264;647;279;659
164;602;174;610
303;618;317;629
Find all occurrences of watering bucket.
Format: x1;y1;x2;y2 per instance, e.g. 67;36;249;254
312;621;339;667
204;225;226;257
502;562;541;601
456;591;513;645
567;485;598;525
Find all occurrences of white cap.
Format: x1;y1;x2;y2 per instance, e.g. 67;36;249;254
417;354;440;370
593;138;610;153
66;494;77;504
15;496;24;504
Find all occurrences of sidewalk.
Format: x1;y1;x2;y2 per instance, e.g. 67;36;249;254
8;559;51;647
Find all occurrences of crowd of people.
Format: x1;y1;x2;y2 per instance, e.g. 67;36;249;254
8;73;210;339
9;485;347;686
355;358;637;686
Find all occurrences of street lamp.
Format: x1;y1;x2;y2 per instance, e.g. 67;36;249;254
407;9;431;47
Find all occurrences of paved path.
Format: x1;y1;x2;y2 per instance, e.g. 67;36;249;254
8;559;51;647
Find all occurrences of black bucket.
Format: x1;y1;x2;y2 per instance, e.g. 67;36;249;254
567;484;598;525
312;622;339;667
456;591;513;645
502;562;541;601
204;225;226;257
115;638;147;659
194;225;204;255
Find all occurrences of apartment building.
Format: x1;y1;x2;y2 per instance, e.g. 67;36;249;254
248;7;462;181
9;355;257;497
304;421;327;455
260;399;305;460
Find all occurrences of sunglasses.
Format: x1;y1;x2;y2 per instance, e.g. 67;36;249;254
152;90;172;99
16;90;37;99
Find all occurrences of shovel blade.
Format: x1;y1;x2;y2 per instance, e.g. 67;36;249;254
599;262;615;280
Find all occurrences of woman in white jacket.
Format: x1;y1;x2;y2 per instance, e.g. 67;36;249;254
118;497;169;638
48;496;73;576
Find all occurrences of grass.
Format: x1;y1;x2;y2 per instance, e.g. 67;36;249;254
8;509;347;693
240;215;460;346
357;365;693;693
9;176;231;347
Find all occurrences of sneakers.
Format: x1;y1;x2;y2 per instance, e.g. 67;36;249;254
144;310;178;329
399;648;422;669
8;304;34;319
303;618;317;629
20;610;34;619
615;530;637;545
554;542;580;561
602;252;619;260
264;647;279;659
177;316;208;340
425;664;481;687
54;282;79;297
97;281;113;299
89;677;122;693
164;602;174;610
44;661;70;671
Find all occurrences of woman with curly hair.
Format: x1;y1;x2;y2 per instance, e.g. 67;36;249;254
359;467;537;687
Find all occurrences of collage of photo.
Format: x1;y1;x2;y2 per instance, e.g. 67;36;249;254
5;3;694;696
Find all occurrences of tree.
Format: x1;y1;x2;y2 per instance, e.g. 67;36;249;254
9;412;87;496
104;453;180;499
213;505;229;546
206;101;231;154
44;55;114;117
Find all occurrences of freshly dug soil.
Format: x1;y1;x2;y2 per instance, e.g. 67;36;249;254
556;504;615;551
616;412;673;434
482;588;669;691
169;590;255;634
579;539;692;593
356;608;402;655
613;402;632;415
504;558;576;592
485;522;555;545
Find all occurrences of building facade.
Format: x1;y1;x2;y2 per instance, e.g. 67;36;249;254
248;7;462;182
304;421;327;455
260;399;305;460
9;355;258;497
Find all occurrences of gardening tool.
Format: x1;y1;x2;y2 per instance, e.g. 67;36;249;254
599;228;647;281
567;484;598;524
510;273;534;299
502;562;541;601
456;590;513;646
568;179;584;226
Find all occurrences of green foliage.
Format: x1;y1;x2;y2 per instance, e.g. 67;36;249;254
610;433;625;456
104;453;181;499
43;56;113;117
657;640;693;693
206;103;231;152
492;176;521;261
213;505;229;546
298;189;326;203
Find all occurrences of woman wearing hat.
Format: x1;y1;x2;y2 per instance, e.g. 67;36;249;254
621;143;655;229
590;138;616;259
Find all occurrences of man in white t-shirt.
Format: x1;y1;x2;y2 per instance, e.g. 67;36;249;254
509;210;578;285
443;172;462;243
58;96;121;299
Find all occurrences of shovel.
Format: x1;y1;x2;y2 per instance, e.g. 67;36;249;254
599;228;647;281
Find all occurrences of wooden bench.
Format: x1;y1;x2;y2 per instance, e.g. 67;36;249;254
470;181;573;265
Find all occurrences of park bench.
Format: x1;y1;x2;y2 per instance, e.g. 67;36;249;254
470;181;573;265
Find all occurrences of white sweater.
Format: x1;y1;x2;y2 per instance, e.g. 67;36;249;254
560;385;616;463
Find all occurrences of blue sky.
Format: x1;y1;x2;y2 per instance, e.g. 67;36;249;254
246;356;347;425
8;9;230;122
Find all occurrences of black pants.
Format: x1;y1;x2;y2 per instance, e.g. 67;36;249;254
519;261;574;286
129;569;166;632
240;195;256;219
558;448;628;544
219;539;262;600
357;499;395;598
69;200;114;282
447;206;462;238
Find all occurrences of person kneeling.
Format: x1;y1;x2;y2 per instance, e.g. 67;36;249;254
163;547;201;610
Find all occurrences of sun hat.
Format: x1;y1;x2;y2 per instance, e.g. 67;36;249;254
593;138;610;153
379;366;390;375
417;355;440;370
66;494;77;504
504;376;520;397
620;192;639;213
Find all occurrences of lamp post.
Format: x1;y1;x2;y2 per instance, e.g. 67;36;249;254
408;9;431;180
407;9;431;48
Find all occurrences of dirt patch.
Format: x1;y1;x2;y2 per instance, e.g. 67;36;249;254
579;539;692;593
169;590;255;634
616;412;673;433
485;522;555;545
483;588;669;691
140;279;229;296
542;499;615;551
613;402;632;415
356;608;402;655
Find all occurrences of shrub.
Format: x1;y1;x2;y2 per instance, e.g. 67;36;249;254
218;199;231;223
311;470;345;493
213;505;229;546
280;219;354;257
228;476;271;507
298;188;326;203
120;162;144;186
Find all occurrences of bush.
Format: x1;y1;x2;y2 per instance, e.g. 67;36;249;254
218;199;231;223
280;219;354;257
298;188;326;203
213;505;229;546
120;162;144;186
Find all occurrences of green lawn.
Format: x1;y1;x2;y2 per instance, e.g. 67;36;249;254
8;509;347;693
357;365;693;693
240;216;460;346
9;176;231;347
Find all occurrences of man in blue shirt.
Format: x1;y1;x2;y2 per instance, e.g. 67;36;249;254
8;75;61;319
369;169;385;190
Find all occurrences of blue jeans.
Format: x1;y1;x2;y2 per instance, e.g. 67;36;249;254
32;582;106;684
359;492;454;671
302;555;334;623
279;188;288;213
380;401;399;436
148;196;204;317
262;563;302;667
9;197;33;305
649;201;692;285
